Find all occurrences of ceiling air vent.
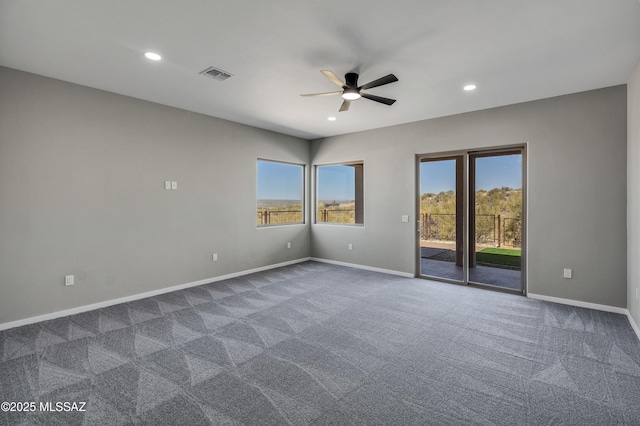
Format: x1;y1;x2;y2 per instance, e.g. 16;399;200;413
199;66;233;81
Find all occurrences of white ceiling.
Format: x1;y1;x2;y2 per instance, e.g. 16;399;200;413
1;1;639;140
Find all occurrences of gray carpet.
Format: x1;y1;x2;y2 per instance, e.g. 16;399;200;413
1;261;639;425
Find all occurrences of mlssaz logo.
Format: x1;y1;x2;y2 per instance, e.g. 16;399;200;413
39;401;87;412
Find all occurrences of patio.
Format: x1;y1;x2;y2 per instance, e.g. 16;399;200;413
420;244;522;291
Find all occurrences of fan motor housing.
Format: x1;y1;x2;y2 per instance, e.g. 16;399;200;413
345;72;359;88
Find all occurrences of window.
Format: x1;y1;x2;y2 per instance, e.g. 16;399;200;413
316;162;364;225
257;160;304;226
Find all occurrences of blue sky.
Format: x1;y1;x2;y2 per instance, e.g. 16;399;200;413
258;154;521;201
317;165;354;201
257;161;355;201
420;154;522;194
257;160;303;200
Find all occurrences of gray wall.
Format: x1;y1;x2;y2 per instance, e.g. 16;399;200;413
0;65;629;326
311;86;628;308
629;61;640;326
0;67;310;324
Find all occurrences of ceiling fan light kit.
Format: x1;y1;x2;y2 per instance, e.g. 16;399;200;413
341;88;361;100
301;70;398;112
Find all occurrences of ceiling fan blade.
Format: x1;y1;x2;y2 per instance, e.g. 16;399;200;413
359;74;398;91
300;91;342;97
339;100;351;112
321;70;346;88
361;93;396;105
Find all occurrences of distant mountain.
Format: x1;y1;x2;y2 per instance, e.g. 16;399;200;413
257;199;302;209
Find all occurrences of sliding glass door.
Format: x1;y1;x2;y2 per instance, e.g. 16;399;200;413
418;147;525;294
419;156;464;282
468;151;523;290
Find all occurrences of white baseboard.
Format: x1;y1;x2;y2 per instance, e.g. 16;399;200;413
527;293;628;315
526;293;640;342
627;311;640;342
0;257;311;332
309;257;414;278
6;258;637;343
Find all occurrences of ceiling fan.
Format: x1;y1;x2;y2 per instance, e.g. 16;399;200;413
301;70;398;112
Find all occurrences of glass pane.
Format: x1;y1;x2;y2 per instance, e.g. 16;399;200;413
469;153;522;290
419;158;463;281
316;164;363;224
257;160;304;226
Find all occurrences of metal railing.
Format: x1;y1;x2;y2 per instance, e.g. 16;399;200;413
257;210;303;225
421;212;521;248
421;213;456;241
316;209;355;224
257;208;357;225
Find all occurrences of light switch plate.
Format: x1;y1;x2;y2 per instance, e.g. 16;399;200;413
171;181;177;189
401;215;409;222
563;268;572;279
164;181;171;190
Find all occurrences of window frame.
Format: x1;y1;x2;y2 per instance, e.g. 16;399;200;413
314;161;364;226
256;158;305;228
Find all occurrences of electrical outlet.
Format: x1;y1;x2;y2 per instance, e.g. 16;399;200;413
65;275;74;286
212;253;218;262
563;268;572;279
171;181;177;190
164;181;171;190
401;215;409;222
348;243;353;251
287;242;291;249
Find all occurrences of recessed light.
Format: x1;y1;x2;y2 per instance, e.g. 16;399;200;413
144;52;162;61
463;84;477;91
328;116;337;121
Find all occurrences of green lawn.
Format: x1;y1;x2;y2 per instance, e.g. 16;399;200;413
476;248;521;268
479;248;521;256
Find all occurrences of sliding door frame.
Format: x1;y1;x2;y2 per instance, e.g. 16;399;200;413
416;152;469;285
416;144;527;295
